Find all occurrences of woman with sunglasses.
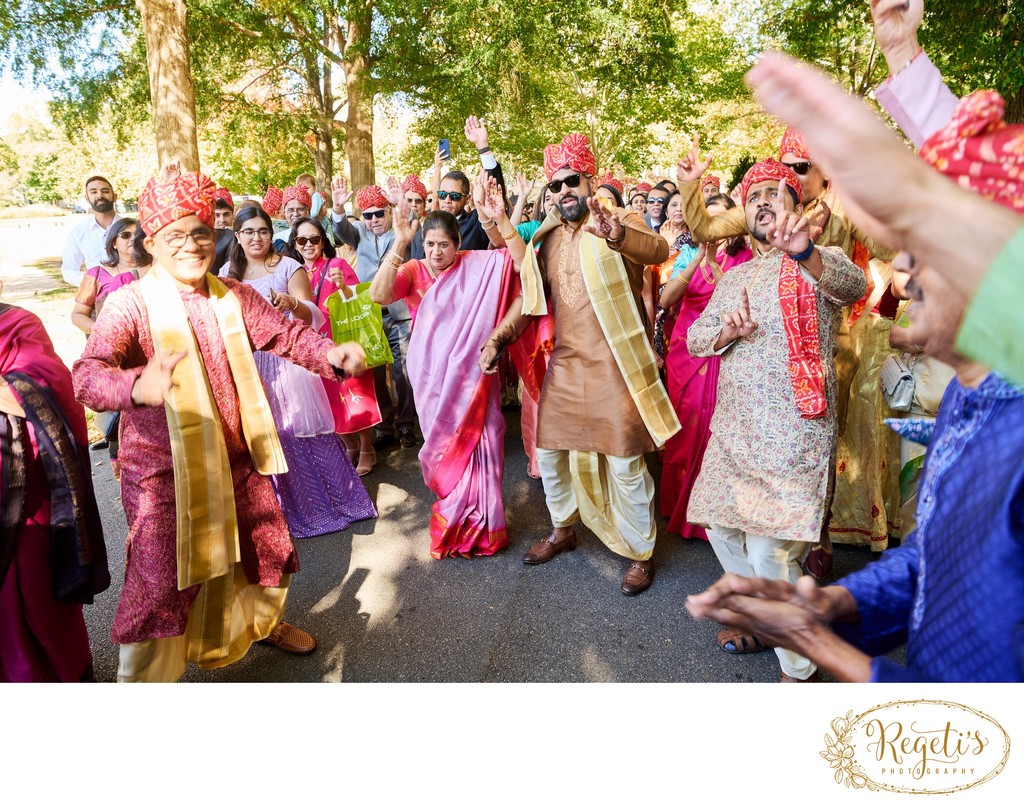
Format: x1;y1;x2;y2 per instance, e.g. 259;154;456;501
71;218;153;480
289;216;382;477
223;206;376;539
369;191;540;559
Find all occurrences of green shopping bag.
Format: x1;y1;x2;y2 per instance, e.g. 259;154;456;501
327;282;394;368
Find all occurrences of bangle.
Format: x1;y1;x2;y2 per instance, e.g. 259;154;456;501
481;219;496;230
787;240;815;263
500;230;518;242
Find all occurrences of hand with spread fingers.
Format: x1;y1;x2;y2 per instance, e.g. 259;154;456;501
330;176;353;214
717;285;758;346
583;196;624;242
383;176;402;206
677;134;713;184
131;350;187;406
768;179;813;257
391;197;415;243
464;114;490;150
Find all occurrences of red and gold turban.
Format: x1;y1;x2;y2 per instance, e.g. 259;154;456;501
778;126;810;161
401;174;428;199
138;171;217;236
919;90;1024;215
262;186;283;216
635;182;652;195
597;173;624;195
282;185;312;210
701;175;721;192
356;185;390;211
739;159;803;206
543;133;598;182
214;186;234;209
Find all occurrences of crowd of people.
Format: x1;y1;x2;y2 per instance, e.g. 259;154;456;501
2;1;1021;683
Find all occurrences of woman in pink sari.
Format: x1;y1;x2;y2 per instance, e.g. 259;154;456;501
287;216;382;476
370;197;530;559
659;194;753;539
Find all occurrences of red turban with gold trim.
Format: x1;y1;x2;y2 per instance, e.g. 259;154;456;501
214;187;234;209
919;90;1024;214
543;133;597;181
739;159;803;206
635;182;652;195
401;174;428;199
138;171;217;236
262;186;283;216
597;173;624;195
356;185;390;211
701;175;721;192
282;185;312;210
778;127;810;160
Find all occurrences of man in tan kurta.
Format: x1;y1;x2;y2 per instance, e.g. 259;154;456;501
483;133;674;595
684;158;866;681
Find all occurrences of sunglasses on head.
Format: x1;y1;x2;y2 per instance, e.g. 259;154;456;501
362;209;387;220
437;190;464;201
783;161;813;176
294;235;322;246
546;173;585;194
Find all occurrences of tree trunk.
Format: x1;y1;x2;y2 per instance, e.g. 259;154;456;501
341;6;375;192
135;0;201;171
1005;85;1024;125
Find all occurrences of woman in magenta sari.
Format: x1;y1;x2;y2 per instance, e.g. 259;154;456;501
659;194;753;539
1;299;109;681
370;196;533;559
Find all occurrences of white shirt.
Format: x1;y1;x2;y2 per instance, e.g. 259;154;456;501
61;216;111;286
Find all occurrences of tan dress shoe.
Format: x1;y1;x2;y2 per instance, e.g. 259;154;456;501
522;530;578;565
620;560;653;595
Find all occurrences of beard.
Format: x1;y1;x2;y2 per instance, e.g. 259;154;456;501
91;199;115;214
556;192;588;223
750;208;775;243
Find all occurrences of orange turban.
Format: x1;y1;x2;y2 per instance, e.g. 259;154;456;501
543;133;597;181
282;185;312;210
701;175;721;192
635;182;652;195
356;185;390;211
919;90;1024;215
262;186;282;216
778;127;810;161
739;159;803;206
138;172;217;236
401;174;428;199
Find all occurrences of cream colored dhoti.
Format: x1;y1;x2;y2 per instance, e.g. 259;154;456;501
536;448;655;561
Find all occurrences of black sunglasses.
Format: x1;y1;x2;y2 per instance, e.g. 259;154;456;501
362;209;387;220
647;195;666;205
782;161;813;176
295;235;322;246
546;173;585;194
437;190;464;201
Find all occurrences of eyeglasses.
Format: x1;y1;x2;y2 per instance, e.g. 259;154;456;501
546;173;584;194
362;210;387;220
294;235;322;247
239;227;272;238
405;196;424;205
436;191;464;201
162;228;215;249
782;161;813;176
118;230;136;241
647;196;667;205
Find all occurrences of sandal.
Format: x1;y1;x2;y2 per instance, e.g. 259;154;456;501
258;621;317;655
716;626;770;654
356;449;375;477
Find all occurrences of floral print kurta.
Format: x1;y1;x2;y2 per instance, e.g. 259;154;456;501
686;247;866;543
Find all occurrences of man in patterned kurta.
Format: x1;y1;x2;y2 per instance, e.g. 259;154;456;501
686;160;866;682
73;171;365;682
483;134;676;596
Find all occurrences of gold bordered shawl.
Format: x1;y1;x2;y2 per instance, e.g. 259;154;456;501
139;268;287;591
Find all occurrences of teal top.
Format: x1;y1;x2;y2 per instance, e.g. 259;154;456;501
956;225;1024;387
517;221;542;244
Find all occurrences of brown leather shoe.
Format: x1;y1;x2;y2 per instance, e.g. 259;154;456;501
522;530;578;565
258;621;317;655
620;559;653;595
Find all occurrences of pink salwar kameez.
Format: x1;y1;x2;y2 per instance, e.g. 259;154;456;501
660;245;753;539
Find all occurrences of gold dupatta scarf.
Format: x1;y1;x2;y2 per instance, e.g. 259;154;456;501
520;214;681;447
139;268;286;592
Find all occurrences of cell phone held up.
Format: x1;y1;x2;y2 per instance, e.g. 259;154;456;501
438;138;451;161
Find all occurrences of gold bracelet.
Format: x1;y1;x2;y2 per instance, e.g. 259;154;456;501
500;230;518;242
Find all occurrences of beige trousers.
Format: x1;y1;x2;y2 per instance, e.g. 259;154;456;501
536;447;656;561
706;524;817;681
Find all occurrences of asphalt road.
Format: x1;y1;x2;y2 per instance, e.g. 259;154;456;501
82;409;891;683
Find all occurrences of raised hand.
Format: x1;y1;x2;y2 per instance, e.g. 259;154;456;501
390;197;414;243
158;161;182;183
769;179;813;256
328;342;367;376
464;115;490;150
131;350;186;406
870;0;924;71
478;174;507;222
383;175;402;206
330;176;353;214
676;134;713;184
583;196;624;242
514;172;536;200
718;286;758;343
